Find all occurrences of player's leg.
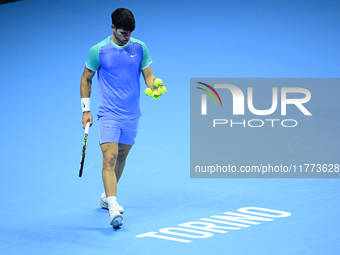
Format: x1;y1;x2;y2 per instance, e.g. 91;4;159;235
98;117;123;228
115;143;133;183
100;142;123;228
100;143;132;213
100;142;119;197
99;117;139;224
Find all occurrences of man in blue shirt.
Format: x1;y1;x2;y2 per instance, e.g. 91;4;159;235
80;8;161;228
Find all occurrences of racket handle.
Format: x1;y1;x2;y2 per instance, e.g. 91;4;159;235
85;122;90;134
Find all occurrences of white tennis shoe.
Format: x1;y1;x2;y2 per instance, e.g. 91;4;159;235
100;193;124;214
109;207;123;228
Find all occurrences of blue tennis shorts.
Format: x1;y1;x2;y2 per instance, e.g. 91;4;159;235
98;116;140;145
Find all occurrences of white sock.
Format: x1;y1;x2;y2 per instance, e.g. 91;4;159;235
106;196;117;210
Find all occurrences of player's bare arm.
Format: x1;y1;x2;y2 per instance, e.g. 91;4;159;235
142;65;160;90
80;66;96;128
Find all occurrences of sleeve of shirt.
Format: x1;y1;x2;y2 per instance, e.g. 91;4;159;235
140;42;153;70
85;44;101;71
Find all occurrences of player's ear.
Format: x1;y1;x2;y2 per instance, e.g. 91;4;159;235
111;24;115;31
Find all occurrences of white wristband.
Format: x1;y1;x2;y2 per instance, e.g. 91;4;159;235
81;98;91;112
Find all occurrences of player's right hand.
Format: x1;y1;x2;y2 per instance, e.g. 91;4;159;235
82;112;93;129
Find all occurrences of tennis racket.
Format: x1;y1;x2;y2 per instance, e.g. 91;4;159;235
79;122;90;177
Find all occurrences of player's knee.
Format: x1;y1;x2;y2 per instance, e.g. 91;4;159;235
103;153;117;166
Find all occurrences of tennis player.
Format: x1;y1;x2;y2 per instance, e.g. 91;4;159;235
80;8;161;228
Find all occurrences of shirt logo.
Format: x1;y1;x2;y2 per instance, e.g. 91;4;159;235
131;54;137;58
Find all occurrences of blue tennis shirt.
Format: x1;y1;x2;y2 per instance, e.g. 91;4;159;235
86;36;152;119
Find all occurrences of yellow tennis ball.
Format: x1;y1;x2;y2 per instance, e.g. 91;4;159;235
154;78;163;87
152;91;161;99
145;88;153;96
158;86;167;94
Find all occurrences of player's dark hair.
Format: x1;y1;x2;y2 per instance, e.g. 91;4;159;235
111;8;135;32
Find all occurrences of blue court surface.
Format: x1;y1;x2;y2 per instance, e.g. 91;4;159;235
1;0;340;254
